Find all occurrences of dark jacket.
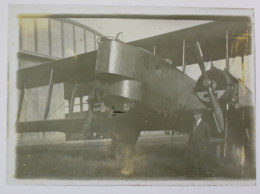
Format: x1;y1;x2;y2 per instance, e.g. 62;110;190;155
188;120;211;148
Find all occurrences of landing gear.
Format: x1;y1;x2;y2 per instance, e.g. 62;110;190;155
221;123;255;178
230;141;245;168
110;128;140;175
110;128;140;159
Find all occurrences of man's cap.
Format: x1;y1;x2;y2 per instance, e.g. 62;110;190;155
192;109;202;115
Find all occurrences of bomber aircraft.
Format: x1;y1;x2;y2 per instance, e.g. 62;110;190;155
16;16;254;168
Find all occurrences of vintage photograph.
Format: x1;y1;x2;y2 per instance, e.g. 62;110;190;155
8;5;255;185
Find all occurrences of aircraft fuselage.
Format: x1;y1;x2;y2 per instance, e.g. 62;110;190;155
88;39;205;132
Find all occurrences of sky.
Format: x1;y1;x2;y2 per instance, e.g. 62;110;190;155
71;18;211;42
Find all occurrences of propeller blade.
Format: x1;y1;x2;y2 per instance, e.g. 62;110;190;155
195;41;224;133
208;87;225;133
195;41;208;79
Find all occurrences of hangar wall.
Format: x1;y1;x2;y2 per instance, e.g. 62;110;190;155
17;18;103;144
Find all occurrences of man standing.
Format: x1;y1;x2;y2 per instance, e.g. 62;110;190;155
186;110;211;176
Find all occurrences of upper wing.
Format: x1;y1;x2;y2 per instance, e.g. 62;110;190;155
17;51;97;89
17;20;252;89
129;20;252;66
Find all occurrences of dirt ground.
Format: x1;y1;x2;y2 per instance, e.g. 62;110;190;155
15;135;256;181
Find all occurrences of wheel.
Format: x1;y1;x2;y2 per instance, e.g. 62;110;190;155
230;142;245;167
224;127;246;177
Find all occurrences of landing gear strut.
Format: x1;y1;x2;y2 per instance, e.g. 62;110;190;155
110;128;140;160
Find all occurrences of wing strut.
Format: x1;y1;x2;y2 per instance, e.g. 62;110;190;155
225;30;230;72
44;68;55;120
16;81;26;122
223;30;230;157
69;82;78;118
182;40;186;73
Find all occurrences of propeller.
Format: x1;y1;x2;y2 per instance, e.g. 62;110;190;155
195;41;224;133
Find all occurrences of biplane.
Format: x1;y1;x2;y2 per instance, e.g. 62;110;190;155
16;17;254;165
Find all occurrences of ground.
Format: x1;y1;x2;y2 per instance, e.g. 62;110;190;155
15;135;255;182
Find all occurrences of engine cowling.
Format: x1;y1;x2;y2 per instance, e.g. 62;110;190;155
195;68;239;108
